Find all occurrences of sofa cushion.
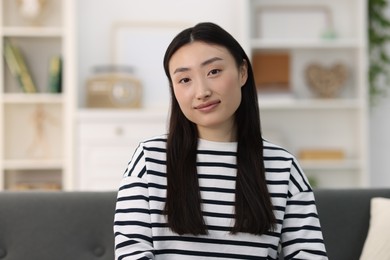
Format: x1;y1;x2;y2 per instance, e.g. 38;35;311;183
0;192;117;260
314;189;390;260
360;197;390;260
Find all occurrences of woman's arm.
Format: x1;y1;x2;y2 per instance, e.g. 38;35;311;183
280;190;328;259
114;144;155;260
280;160;328;259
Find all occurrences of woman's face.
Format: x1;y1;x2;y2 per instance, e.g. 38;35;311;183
169;41;247;142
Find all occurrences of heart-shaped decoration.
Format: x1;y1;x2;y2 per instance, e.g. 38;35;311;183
305;63;348;98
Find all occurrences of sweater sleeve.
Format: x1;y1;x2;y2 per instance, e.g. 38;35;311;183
114;144;155;260
280;159;328;259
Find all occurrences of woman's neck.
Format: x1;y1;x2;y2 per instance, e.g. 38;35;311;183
197;125;237;142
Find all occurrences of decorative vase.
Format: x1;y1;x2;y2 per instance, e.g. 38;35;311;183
18;0;46;26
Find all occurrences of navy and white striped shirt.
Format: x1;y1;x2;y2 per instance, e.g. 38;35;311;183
114;135;328;259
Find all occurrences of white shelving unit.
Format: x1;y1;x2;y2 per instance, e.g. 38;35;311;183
76;109;168;191
243;0;369;188
0;0;76;191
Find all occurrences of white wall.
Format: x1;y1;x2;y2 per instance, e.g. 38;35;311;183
368;4;390;187
370;97;390;187
77;0;390;187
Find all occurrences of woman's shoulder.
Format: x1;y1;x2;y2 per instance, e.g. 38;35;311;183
137;134;167;152
140;134;168;147
263;139;311;193
262;139;295;160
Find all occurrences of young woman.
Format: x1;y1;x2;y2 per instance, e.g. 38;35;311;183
114;22;328;260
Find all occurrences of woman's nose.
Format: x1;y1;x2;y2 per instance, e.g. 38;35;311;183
195;80;211;100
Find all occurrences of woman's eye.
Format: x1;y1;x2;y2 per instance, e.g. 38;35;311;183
208;69;221;76
179;78;191;84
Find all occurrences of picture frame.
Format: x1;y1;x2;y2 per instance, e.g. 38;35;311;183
110;21;189;108
255;5;334;39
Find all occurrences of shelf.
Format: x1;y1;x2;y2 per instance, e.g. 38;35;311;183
250;38;363;50
1;27;63;37
258;98;362;110
77;108;169;122
245;0;368;188
3;159;64;170
2;93;64;104
1;0;73;191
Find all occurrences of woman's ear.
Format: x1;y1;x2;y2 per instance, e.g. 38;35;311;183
240;59;248;87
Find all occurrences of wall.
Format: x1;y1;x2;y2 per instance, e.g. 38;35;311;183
77;0;390;187
368;4;390;187
370;97;390;187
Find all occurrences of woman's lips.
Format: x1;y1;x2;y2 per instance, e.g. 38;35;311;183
194;100;221;111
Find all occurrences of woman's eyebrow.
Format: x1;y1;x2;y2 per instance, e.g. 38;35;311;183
201;56;223;67
173;67;190;74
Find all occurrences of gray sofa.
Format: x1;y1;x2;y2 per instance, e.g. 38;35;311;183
0;192;117;260
315;188;390;260
0;189;389;260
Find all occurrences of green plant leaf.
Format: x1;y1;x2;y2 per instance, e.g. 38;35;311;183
368;0;390;105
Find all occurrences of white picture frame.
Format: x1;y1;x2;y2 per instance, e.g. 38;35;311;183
111;21;189;109
255;5;334;40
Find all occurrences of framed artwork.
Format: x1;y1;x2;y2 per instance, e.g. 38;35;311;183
255;5;335;39
110;21;189;108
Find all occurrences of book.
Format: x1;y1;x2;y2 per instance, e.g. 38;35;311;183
252;52;291;93
3;40;24;90
299;149;345;161
3;39;37;93
48;55;62;93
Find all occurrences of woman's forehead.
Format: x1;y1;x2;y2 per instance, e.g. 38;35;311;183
169;42;232;71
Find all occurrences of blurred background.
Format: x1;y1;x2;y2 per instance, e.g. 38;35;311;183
1;0;389;191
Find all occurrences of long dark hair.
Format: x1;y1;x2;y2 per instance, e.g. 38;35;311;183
163;22;276;235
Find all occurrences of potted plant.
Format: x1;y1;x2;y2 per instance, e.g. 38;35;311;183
368;0;390;105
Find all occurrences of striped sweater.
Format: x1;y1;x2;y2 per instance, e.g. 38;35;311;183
114;135;328;260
